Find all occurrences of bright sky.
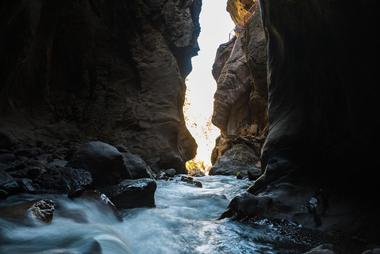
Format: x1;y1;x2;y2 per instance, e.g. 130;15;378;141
184;0;235;167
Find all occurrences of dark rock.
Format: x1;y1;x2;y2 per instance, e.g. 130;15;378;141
123;152;154;179
180;175;202;188
68;141;129;186
18;178;36;192
0;130;16;149
164;168;176;177
209;143;261;178
28;199;55;223
101;179;156;209
0;170;19;193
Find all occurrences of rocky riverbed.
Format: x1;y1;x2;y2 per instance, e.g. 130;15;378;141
0;176;335;254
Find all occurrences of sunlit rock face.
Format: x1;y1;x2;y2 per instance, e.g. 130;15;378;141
211;3;267;167
0;0;200;172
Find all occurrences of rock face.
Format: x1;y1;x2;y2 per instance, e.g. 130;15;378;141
0;0;201;172
211;4;268;171
220;0;380;252
257;0;380;188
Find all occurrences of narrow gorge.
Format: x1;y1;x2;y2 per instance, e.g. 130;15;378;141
1;1;379;253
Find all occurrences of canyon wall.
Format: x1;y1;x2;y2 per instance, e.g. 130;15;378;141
0;0;201;172
257;0;380;190
210;1;267;177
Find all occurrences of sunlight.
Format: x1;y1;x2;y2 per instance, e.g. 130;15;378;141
184;0;235;173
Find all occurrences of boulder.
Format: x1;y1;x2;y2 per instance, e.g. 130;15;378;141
164;168;176;178
27;199;55;223
123;152;154;179
68;141;129;186
101;179;156;209
209;143;261;178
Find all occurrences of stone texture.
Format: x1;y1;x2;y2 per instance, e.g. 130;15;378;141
211;6;267;166
209;143;261;178
101;178;156;209
68;141;129;186
0;0;200;173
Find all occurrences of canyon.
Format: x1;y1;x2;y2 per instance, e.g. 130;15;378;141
1;0;380;253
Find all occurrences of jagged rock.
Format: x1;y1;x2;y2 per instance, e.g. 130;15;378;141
123;152;154;179
101;179;157;209
209;143;261;178
28;199;55;223
68;141;129;186
303;244;335;254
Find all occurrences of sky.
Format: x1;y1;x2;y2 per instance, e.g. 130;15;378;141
184;0;235;167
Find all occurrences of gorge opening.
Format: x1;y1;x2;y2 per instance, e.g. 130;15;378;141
184;0;235;173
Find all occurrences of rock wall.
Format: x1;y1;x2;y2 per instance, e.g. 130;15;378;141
210;1;267;173
257;0;380;190
0;0;201;172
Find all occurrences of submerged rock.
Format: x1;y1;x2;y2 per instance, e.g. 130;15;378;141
101;179;157;209
68;141;129;187
180;176;202;188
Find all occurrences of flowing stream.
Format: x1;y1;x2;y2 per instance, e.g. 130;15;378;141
0;176;279;254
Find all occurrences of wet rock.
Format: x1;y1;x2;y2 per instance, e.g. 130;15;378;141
0;170;19;193
180;176;202;188
219;192;272;220
28;199;55;223
101;179;156;209
164;168;176;178
18;178;36;192
209;143;261;178
76;190;121;221
303;244;335;254
123;152;154;179
68;141;129;186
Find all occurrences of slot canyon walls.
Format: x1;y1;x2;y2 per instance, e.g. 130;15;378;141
210;0;268;178
0;0;201;172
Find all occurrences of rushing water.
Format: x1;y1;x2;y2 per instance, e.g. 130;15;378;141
0;176;278;254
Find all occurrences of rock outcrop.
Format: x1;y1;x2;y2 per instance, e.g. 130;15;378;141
0;0;201;173
210;1;267;175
